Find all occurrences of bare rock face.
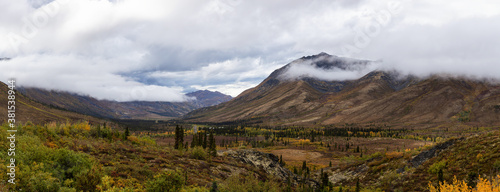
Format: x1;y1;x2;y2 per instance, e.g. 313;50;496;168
408;137;464;168
221;149;319;187
223;149;291;181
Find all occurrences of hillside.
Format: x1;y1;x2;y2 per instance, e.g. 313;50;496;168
0;81;103;125
185;53;500;128
16;87;232;120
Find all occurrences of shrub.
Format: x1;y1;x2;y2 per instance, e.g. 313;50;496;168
428;160;447;175
219;173;281;192
146;169;185;192
429;175;500;192
191;146;207;160
73;164;103;192
27;171;61;192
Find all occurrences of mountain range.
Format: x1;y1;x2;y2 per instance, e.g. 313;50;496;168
185;53;500;127
0;81;104;125
16;87;232;120
5;52;500;127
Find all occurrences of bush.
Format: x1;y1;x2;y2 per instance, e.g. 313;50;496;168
27;171;61;192
146;169;185;192
51;148;94;182
191;146;207;160
73;164;104;192
219;173;281;192
428;160;447;175
429;175;500;192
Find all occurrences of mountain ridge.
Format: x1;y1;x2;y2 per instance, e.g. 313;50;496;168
184;53;500;127
16;87;232;120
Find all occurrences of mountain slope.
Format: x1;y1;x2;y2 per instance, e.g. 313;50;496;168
0;81;103;125
16;87;232;120
184;53;500;127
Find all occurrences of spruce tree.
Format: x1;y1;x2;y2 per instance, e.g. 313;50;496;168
210;181;218;192
124;126;130;140
355;178;360;192
191;134;197;148
203;131;208;149
321;169;329;190
209;129;216;157
174;125;180;149
198;132;203;147
179;126;184;149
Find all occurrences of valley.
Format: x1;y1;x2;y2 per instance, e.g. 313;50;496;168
1;53;500;191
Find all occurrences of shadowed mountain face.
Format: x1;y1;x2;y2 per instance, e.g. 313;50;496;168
16;88;232;120
0;81;104;125
184;53;500;127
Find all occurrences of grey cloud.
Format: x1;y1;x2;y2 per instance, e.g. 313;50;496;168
1;0;499;101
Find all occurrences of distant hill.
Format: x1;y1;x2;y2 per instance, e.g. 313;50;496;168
16;87;232;120
187;90;233;108
184;53;500;127
0;81;104;125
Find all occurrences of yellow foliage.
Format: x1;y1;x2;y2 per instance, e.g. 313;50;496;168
127;136;140;143
46;141;58;148
385;151;403;160
296;139;311;145
429;175;500;192
74;121;91;131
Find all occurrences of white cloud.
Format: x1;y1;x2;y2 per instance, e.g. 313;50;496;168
0;54;188;102
1;0;500;102
278;55;381;81
191;81;258;98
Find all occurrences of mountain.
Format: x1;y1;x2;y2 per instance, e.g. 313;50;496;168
0;81;104;125
184;53;500;127
187;90;233;108
16;88;232;120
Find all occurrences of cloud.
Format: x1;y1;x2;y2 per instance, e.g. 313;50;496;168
360;13;500;79
1;0;500;101
0;54;188;102
149;57;283;97
278;54;381;81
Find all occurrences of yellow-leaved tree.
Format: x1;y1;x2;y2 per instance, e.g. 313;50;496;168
429;175;500;192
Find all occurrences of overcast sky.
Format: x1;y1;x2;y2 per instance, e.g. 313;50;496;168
1;0;499;101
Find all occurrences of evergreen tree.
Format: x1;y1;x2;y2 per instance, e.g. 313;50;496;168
174;125;180;149
210;181;218;192
174;125;185;149
320;169;329;190
124;126;130;140
355;178;360;192
179;126;184;149
203;131;208;149
209;129;217;157
438;168;444;184
191;134;197;148
198;132;203;147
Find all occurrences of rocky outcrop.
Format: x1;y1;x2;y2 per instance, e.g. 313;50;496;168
221;149;319;187
222;149;292;181
408;138;464;168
